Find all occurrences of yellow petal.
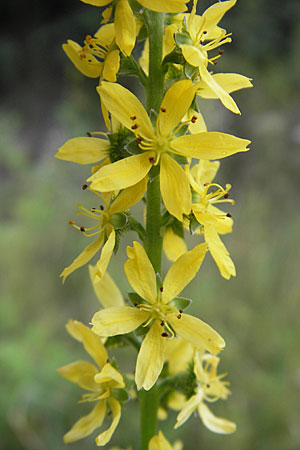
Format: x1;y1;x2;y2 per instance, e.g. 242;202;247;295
135;321;166;391
202;0;237;33
109;177;148;214
157;80;196;136
204;225;236;279
172;132;250;160
139;0;188;13
174;394;201;429
187;110;207;133
64;401;106;443
191;160;220;185
57;361;99;391
148;430;173;450
96;398;121;446
103;49;120;82
124;241;157;304
62;40;102;78
96;226;115;278
97;82;154;140
198;403;236;434
55;137;109;164
198;64;241;114
181;44;206;67
198;73;253;98
163;228;187;262
169;313;225;355
162;243;207;304
88;153;153;192
94;23;115;45
91;306;149;336
94;363;125;388
208;205;233;234
165;336;194;374
80;0;110;5
66;319;108;368
168;391;186;411
160;153;191;221
60;234;104;283
89;266;124;307
115;0;136;56
164;23;178;56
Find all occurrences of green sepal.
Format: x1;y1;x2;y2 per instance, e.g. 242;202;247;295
172;152;189;166
174;32;193;47
110;212;128;229
169;297;192;311
105;336;128;349
128;292;144;306
189;215;203;234
111;388;129;403
184;62;199;79
162;49;185;66
156;272;163;291
126;137;142;155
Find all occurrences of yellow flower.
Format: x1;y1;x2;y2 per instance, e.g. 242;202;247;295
55;136;110;165
187;160;236;279
88;80;250;220
62;24;120;80
60;179;147;283
175;350;236;434
149;430;183;450
80;0;136;56
92;241;225;391
57;320;125;446
179;0;252;114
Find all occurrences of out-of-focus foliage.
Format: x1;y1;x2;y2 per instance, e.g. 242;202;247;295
1;0;300;449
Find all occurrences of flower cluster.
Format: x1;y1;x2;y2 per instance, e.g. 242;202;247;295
57;0;251;447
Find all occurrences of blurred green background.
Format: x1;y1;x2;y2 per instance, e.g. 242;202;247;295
1;0;300;449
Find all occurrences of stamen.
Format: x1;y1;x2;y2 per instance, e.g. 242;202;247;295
80;226;85;232
69;220;75;225
130;116;136;120
149;157;155;164
82;184;88;190
224;193;229;198
161;332;169;337
226;213;232;217
177;314;182;319
191;115;198;123
159;286;164;292
131;124;139;130
160;107;166;113
134;302;139;306
160;321;165;326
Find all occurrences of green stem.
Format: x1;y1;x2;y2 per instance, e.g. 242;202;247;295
139;10;164;450
139;385;160;450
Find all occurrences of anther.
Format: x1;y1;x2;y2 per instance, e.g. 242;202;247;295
160;107;166;113
107;358;110;363
206;384;210;388
213;61;218;66
79;53;86;60
160;321;165;326
130;115;136;120
131;124;139;130
203;182;209;186
136;137;142;144
191;115;198;123
179;309;183;313
100;205;104;211
69;220;75;225
86;132;92;137
88;59;92;63
149;157;155;164
218;49;224;55
224;193;229;198
91;208;96;212
203;31;207;34
134;302;139;307
161;332;169;337
160;286;164;292
82;184;88;190
80;226;85;232
86;35;92;41
226;213;232;218
177;314;182;319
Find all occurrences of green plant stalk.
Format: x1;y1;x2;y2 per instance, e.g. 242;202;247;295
140;10;164;450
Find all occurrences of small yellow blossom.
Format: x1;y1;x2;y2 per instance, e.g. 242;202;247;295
88;80;250;220
179;0;252;114
187;160;236;279
60;179;147;283
92;241;225;391
149;430;183;450
175;350;236;434
57;320;125;446
62;24;120;81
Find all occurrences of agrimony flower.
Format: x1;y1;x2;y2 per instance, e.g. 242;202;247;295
175;350;236;434
89;80;250;220
57;320;126;446
60;179;147;282
91;241;225;391
179;0;252;114
149;430;183;450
